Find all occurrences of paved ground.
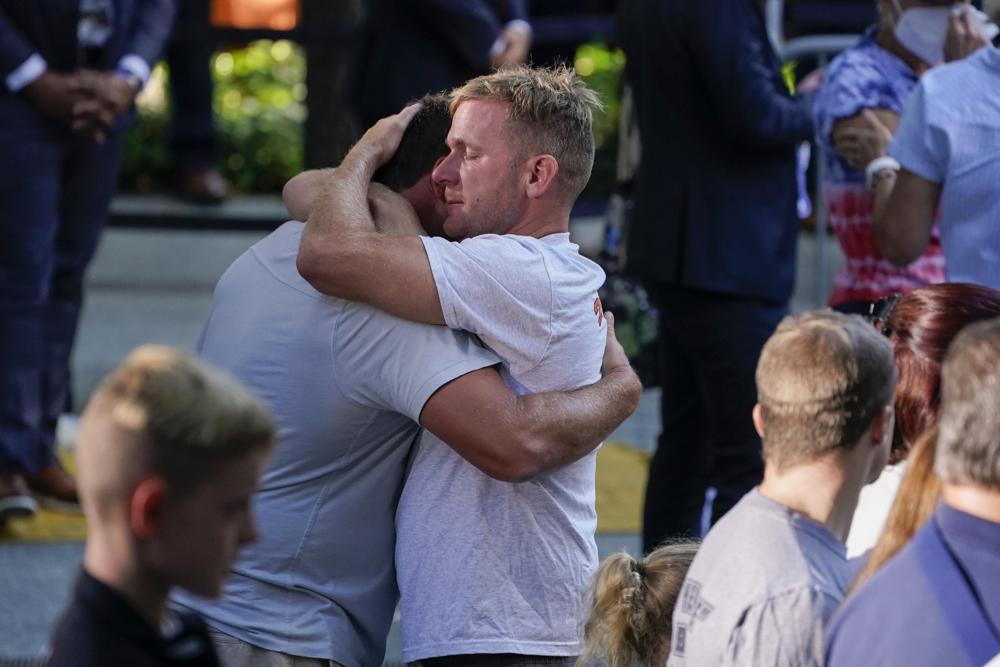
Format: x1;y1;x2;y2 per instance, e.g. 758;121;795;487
0;207;843;663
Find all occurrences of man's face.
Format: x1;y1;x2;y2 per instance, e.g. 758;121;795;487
432;100;528;240
155;450;267;598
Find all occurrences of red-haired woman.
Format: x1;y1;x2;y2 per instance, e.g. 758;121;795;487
847;283;1000;565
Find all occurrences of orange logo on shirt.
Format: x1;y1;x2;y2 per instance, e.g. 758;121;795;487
594;296;604;327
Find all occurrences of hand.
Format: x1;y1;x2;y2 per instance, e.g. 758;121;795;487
353;103;422;169
832;109;894;172
601;312;633;377
490;22;531;69
69;70;138;143
944;7;989;62
797;67;824;94
369;183;424;237
23;70;83;127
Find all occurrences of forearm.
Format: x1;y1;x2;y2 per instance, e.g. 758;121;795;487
514;366;642;476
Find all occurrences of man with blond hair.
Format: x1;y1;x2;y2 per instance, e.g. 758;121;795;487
827;317;1000;666
297;65;609;665
668;311;895;667
47;346;276;666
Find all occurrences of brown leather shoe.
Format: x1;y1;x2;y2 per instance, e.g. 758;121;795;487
178;166;228;204
25;461;81;514
0;470;38;526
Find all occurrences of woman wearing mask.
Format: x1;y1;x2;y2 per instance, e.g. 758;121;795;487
813;0;994;314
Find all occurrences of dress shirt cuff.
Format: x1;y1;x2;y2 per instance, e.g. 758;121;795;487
116;54;151;89
6;54;47;92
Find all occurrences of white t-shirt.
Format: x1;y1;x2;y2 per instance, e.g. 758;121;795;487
396;232;607;661
846;462;906;558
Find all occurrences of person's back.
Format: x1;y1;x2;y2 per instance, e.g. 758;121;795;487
669;311;895;666
173;222;499;663
620;0;810;302
668;490;847;666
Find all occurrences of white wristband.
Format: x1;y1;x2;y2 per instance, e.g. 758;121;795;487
865;156;900;190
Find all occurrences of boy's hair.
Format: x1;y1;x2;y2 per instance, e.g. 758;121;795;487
936;317;1000;489
580;541;699;667
756;310;895;469
79;346;276;513
372;93;452;192
450;64;601;202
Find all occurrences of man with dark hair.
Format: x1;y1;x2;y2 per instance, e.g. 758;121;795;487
284;93;452;237
669;311;895;667
827;317;1000;666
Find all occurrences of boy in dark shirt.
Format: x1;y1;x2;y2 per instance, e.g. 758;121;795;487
47;345;276;666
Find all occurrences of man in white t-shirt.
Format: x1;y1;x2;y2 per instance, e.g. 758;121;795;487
297;65;609;665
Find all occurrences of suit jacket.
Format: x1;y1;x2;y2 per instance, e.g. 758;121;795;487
0;0;176;81
357;0;527;125
619;0;814;304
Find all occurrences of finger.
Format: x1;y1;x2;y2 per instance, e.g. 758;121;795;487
605;310;616;335
396;102;422;127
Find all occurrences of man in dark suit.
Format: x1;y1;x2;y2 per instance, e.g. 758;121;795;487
619;0;815;549
0;0;176;522
356;0;531;127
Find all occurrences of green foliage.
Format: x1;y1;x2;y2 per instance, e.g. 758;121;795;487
575;42;626;201
120;40;305;194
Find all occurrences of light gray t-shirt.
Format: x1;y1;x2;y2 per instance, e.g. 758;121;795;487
396;232;607;661
669;489;850;667
171;222;499;667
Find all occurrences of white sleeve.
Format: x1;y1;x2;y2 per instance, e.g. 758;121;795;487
420;235;553;364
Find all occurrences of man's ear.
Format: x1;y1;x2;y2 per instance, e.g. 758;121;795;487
524;154;559;199
129;475;167;539
870;404;895;449
752;403;765;438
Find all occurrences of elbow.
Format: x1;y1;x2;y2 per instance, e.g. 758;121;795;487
874;222;920;267
484;434;549;483
296;236;353;298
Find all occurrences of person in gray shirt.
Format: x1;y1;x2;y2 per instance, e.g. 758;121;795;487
173;98;642;667
668;311;896;667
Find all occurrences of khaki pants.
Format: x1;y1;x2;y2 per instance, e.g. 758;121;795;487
208;628;346;667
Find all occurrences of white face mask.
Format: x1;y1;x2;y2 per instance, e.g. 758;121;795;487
890;1;1000;66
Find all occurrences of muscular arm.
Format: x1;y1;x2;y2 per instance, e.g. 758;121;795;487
421;315;642;482
873;169;940;266
297;107;445;324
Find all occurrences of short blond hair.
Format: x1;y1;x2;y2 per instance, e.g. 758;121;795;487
450;64;601;201
936;317;1000;488
756;311;895;469
78;346;276;513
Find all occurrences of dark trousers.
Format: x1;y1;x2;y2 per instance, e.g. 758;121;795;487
166;0;216;167
641;284;786;551
0;92;126;474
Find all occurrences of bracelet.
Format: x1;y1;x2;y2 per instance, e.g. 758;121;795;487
865;156;900;190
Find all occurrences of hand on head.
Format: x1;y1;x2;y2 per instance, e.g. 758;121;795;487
944;4;990;62
355;103;423;169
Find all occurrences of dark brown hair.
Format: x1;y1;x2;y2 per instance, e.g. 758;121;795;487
372;93;451;192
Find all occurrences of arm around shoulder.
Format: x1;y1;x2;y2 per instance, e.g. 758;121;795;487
419;314;642;482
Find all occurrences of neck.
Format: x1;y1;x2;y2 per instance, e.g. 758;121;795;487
876;23;932;76
943;483;1000;523
84;528;169;629
758;455;866;542
506;205;570;239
